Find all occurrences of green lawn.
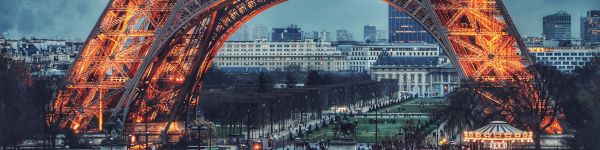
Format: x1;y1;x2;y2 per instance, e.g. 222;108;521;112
303;98;448;142
374;98;448;113
303;118;429;143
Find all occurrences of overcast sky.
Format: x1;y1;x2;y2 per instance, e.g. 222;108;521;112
0;0;598;40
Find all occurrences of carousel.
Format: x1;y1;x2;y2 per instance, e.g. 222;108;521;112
463;121;533;150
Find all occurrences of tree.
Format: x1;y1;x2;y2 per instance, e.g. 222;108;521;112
444;81;496;136
305;70;321;86
498;64;568;149
562;57;600;149
257;72;271;93
0;56;39;149
32;78;63;149
284;74;297;88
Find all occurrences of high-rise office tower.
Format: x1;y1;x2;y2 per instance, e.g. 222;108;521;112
581;10;600;47
388;5;435;44
318;30;332;42
271;24;302;42
252;24;269;40
336;29;354;42
543;12;571;40
229;25;250;41
364;25;377;43
376;30;387;43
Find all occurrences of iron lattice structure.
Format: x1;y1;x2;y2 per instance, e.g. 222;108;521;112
53;0;560;134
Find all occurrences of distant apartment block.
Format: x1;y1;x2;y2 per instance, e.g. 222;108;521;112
530;47;600;73
212;39;347;72
0;38;82;78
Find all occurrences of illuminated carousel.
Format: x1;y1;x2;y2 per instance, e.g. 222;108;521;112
463;121;533;150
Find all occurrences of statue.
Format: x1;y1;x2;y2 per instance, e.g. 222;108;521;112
333;114;358;139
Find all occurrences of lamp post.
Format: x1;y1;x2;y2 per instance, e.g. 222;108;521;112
209;122;213;150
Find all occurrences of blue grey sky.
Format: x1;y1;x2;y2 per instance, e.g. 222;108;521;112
0;0;598;40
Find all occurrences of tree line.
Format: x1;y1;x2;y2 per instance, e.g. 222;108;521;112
443;57;600;150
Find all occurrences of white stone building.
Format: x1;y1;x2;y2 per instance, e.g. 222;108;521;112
530;47;600;73
348;43;440;72
370;54;459;97
212;39;347;72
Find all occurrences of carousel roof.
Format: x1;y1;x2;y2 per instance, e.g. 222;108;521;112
463;121;533;143
474;121;526;134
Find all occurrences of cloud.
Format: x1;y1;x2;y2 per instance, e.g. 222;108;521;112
0;0;109;39
0;0;597;40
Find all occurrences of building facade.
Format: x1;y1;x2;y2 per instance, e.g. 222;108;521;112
530;47;600;73
0;38;82;78
336;29;354;42
388;5;436;44
229;25;250;41
376;30;388;43
370;54;459;97
581;10;600;47
212;39;347;72
272;25;302;42
303;30;332;42
348;43;440;72
252;24;269;40
543;12;572;40
364;25;377;43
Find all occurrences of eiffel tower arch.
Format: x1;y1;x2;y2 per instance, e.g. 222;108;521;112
52;0;556;140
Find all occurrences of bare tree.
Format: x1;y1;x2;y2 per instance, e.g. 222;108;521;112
0;55;38;149
445;81;497;137
562;57;600;149
498;64;567;150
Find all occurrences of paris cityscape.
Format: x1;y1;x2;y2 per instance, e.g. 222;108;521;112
0;0;599;149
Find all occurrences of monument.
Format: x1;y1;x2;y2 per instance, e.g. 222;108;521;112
329;114;358;150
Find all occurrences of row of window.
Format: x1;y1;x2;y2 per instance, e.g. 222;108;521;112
224;44;332;48
218;52;342;56
373;73;456;83
215;57;345;61
214;61;345;66
536;57;593;61
533;52;598;56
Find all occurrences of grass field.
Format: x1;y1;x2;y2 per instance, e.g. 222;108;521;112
374;98;448;113
303;98;447;142
303;117;429;142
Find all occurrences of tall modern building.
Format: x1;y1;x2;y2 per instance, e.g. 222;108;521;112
581;10;600;47
364;25;377;43
376;30;388;43
303;30;332;42
336;29;354;42
543;12;572;40
388;5;435;44
229;25;250;41
271;24;302;42
251;24;269;40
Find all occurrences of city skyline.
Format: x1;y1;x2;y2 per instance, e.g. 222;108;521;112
0;0;598;40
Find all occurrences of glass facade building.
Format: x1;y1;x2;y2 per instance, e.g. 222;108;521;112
388;5;435;44
364;25;377;43
581;10;600;47
271;24;302;42
543;12;572;40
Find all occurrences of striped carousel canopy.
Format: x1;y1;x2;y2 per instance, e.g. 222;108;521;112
463;121;533;143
